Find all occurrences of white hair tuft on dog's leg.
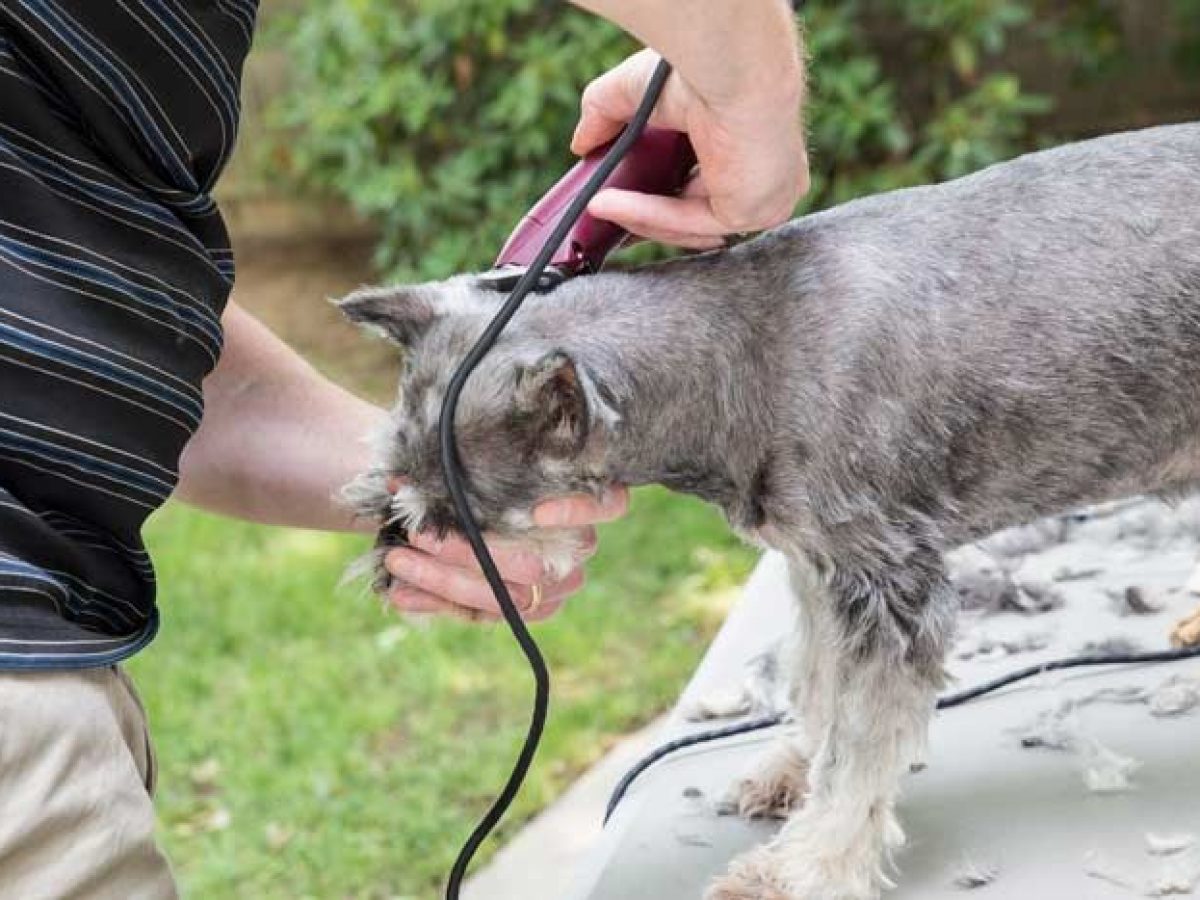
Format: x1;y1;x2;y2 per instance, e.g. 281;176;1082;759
500;508;592;582
729;740;810;820
520;526;590;581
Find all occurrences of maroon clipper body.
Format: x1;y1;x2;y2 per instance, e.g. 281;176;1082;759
479;127;696;292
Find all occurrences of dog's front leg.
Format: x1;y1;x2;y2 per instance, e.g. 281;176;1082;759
710;553;954;900
729;556;835;820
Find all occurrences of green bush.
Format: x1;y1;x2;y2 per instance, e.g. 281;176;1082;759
1177;0;1200;72
270;0;1134;281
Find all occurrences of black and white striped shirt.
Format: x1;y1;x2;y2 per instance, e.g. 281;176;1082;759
0;0;256;667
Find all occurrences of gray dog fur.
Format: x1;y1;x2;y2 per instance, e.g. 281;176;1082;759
339;122;1200;899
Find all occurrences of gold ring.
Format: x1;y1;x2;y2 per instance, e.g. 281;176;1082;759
527;584;544;615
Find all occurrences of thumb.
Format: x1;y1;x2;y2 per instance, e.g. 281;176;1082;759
571;83;626;155
571;50;679;155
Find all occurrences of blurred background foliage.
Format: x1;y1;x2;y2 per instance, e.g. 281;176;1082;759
265;0;1195;281
1177;0;1200;70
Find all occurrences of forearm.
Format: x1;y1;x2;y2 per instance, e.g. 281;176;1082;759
175;303;384;531
570;0;803;107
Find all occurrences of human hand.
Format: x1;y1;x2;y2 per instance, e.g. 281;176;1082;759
383;486;629;622
571;47;809;250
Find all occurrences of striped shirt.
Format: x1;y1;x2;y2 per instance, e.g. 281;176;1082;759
0;0;256;667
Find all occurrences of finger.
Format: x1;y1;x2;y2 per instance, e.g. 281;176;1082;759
571;104;625;157
525;596;566;623
603;217;727;251
648;230;728;251
571;51;653;154
391;567;584;623
392;568;579;620
587;189;735;242
409;531;548;586
542;566;584;601
605;228;720;252
526;568;585;622
385;547;540;614
571;50;685;155
533;486;629;527
389;586;499;623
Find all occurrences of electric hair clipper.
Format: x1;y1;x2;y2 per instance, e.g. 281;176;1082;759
478;127;696;292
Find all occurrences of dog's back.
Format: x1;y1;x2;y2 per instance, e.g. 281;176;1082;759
756;122;1200;543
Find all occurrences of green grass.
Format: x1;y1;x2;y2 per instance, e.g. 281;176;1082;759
129;487;756;899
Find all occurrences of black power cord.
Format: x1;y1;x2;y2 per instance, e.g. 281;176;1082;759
439;58;676;900
603;641;1200;823
439;6;820;894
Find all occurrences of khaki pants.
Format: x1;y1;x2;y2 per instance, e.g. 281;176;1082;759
0;667;177;899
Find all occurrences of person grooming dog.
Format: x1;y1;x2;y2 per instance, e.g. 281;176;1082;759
0;1;806;893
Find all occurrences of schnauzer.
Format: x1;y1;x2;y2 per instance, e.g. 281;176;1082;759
339;122;1200;899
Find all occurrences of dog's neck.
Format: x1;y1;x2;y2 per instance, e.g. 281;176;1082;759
524;256;780;528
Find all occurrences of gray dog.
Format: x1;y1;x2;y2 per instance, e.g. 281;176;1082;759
339;122;1200;899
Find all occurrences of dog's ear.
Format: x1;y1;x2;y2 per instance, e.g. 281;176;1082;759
336;285;441;347
515;351;593;456
337;277;501;347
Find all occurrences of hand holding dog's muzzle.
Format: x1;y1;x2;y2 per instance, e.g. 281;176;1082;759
384;486;629;623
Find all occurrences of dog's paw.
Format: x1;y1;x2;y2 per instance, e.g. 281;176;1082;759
744;803;901;900
707;843;884;900
727;741;810;820
1171;603;1200;648
706;847;795;900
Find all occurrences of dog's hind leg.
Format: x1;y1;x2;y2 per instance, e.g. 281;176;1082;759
710;544;955;900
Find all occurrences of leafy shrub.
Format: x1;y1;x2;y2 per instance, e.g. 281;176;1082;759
1177;0;1200;72
269;0;1135;280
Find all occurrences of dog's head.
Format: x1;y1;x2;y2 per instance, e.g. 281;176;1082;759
338;275;618;539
